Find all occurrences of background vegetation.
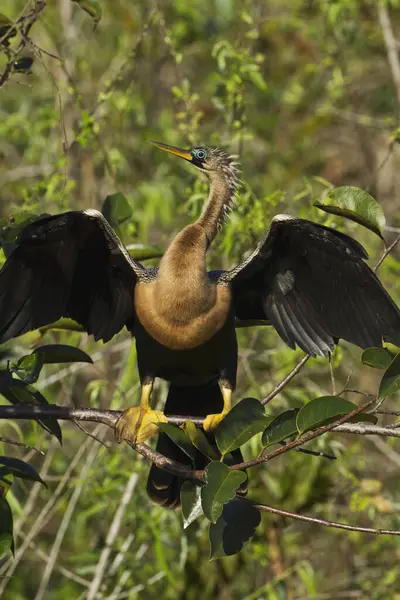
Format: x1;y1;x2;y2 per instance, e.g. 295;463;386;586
2;0;400;598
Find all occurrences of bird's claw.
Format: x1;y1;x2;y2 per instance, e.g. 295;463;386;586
114;407;167;444
203;411;228;432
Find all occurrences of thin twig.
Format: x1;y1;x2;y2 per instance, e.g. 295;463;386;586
0;436;44;454
253;501;400;536
374;232;400;272
261;354;310;405
378;2;400;107
329;354;336;395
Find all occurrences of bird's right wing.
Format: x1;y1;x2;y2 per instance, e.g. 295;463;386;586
0;209;142;343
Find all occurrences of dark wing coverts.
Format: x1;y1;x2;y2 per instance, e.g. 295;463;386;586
0;210;139;343
228;215;400;356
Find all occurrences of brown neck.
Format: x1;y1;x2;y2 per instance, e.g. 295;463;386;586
156;224;215;321
196;171;234;243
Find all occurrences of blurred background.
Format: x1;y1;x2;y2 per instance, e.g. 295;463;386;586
1;0;400;598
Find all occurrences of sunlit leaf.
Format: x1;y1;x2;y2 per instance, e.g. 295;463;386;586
0;457;46;486
156;423;196;461
72;0;102;26
209;498;261;559
296;396;376;435
215;398;271;455
39;318;85;335
183;420;219;460
33;344;93;365
11;353;44;384
126;244;164;261
314;186;385;238
362;347;397;370
0;498;14;556
379;353;400;400
201;461;247;523
262;409;299;448
181;480;203;528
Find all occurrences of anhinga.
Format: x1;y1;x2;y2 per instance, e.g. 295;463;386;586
1;141;400;507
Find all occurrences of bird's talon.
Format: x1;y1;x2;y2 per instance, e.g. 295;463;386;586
203;411;228;432
115;407;167;444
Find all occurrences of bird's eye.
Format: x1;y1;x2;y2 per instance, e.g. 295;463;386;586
193;149;207;160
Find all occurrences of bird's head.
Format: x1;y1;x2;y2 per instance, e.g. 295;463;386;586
150;141;240;187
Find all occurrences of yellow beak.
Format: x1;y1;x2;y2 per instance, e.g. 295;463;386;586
150;141;192;162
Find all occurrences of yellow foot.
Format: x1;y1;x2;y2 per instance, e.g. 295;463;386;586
203;411;228;432
115;407;167;444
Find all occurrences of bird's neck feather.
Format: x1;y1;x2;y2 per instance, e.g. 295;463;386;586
196;171;235;242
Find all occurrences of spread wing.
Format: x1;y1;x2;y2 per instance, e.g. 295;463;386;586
225;215;400;357
0;209;142;343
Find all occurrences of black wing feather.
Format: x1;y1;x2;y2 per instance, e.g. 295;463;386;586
0;210;139;343
228;216;400;356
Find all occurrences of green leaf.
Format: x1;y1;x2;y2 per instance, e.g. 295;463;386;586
262;409;299;448
101;193;132;229
201;462;247;523
296;396;376;435
379;353;400;400
248;70;268;91
155;423;196;461
0;457;46;486
314;186;385;238
72;0;102;25
181;480;203;528
362;347;396;370
209;499;261;559
183;420;219;460
126;244;164;261
0;498;14;557
11;353;44;384
39;318;85;334
0;369;13;392
33;344;93;365
215;398;271;455
1;380;62;443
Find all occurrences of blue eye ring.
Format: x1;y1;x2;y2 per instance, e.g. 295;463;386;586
193;148;207;160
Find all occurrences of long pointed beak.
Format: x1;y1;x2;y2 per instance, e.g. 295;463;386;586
150;141;192;162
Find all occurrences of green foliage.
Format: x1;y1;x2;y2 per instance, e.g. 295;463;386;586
215;397;271;454
1;0;400;597
201;462;246;524
314;186;386;238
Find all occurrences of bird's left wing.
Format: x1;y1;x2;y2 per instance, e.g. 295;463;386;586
223;215;400;356
0;209;142;343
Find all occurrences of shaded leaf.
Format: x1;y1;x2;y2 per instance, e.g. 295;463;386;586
0;457;45;486
296;396;376;435
235;318;269;329
33;344;93;365
215;398;271;455
0;498;14;556
183;420;219;460
156;423;196;461
209;498;261;559
13;56;34;74
314;186;385;238
201;461;247;523
102;193;132;228
1;380;62;443
11;353;44;384
126;244;164;261
262;409;299;448
181;480;203;528
379;353;400;400
0;369;13;392
0;471;13;497
362;347;395;370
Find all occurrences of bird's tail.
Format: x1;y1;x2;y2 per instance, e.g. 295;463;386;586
146;382;247;508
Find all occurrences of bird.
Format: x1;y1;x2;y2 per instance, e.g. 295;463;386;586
1;140;400;507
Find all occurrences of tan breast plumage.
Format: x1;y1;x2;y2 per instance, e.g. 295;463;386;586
134;281;232;350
